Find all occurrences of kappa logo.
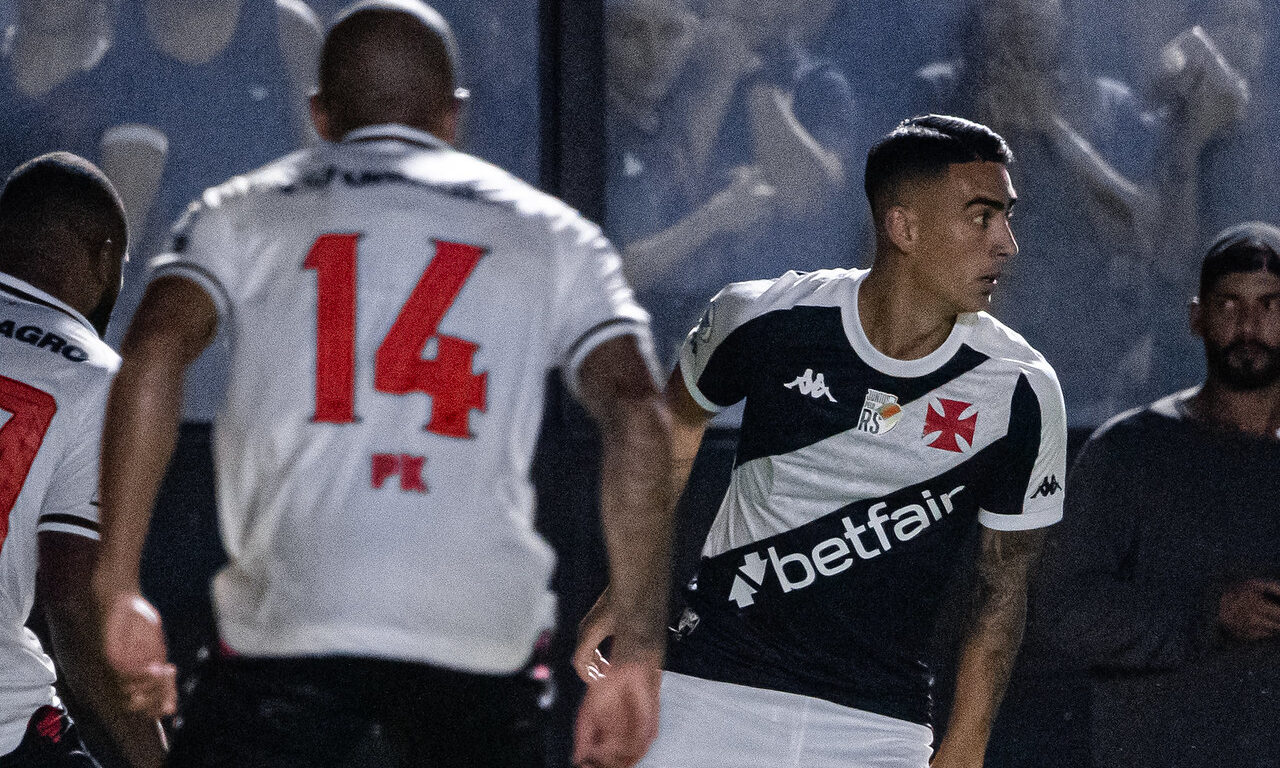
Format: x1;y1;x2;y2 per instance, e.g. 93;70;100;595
1031;475;1062;499
857;389;902;434
728;484;968;608
923;398;978;453
784;369;837;402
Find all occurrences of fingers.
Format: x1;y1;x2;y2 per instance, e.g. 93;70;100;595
123;662;179;718
572;664;662;768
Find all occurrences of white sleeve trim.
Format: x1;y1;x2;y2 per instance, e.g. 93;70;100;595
978;505;1062;531
563;319;651;401
678;354;723;414
37;522;101;541
148;255;232;323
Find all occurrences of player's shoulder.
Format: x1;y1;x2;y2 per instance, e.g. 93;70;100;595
712;267;864;321
961;311;1060;390
1087;388;1191;449
0;294;119;398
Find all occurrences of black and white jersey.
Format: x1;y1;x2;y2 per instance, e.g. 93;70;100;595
668;268;1066;726
0;272;118;753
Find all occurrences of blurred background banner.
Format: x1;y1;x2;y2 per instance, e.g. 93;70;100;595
5;1;1278;766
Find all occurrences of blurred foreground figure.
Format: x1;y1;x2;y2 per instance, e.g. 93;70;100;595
1037;222;1280;768
0;154;164;768
578;115;1067;767
90;3;674;767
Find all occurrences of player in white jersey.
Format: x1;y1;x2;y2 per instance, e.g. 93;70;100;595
576;115;1068;767
0;154;165;767
90;3;673;768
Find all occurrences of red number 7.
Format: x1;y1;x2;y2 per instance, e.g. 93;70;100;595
0;375;57;551
304;234;487;438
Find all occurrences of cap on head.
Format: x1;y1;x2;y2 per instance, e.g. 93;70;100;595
318;1;464;138
863;114;1013;220
1200;221;1280;297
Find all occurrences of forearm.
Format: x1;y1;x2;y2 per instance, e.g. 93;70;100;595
937;529;1043;765
93;351;184;592
622;207;724;290
45;602;166;768
747;85;842;213
1151;128;1202;284
598;395;674;663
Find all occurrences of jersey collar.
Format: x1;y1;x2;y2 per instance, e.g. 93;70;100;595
341;123;450;152
0;270;97;336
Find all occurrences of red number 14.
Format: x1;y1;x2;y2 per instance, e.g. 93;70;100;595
304;234;487;438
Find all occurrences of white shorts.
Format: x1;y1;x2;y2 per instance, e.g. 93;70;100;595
637;671;934;768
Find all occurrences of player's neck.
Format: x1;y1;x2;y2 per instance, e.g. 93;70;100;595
858;266;957;362
1189;379;1280;440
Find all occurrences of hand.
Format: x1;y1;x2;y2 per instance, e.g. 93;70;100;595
574;591;617;683
701;165;776;236
1219;578;1280;642
573;661;662;768
1156;26;1249;144
100;592;178;718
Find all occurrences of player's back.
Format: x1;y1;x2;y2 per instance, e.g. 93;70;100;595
152;125;645;673
0;272;118;753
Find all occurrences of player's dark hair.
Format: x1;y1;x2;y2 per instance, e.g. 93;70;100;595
863;115;1013;220
0;151;126;269
1199;222;1280;297
319;1;462;138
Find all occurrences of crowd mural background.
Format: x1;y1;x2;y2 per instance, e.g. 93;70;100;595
3;0;1278;766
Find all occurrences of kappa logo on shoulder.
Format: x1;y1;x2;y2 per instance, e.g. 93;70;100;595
1030;475;1062;499
784;369;837;402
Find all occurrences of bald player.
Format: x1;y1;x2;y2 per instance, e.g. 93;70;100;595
0;154;165;768
90;3;672;767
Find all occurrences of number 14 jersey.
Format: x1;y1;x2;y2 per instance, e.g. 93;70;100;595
150;123;650;674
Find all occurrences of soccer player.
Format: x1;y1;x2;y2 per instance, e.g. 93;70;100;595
90;2;672;767
576;115;1068;767
0;153;165;767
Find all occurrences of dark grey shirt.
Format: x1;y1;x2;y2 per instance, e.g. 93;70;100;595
1036;388;1280;767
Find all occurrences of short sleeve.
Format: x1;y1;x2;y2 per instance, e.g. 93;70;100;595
550;214;654;400
676;279;773;413
146;188;241;324
37;390;108;541
979;367;1068;531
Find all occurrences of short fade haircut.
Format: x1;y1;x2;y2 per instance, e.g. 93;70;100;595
864;115;1013;220
1200;222;1280;297
0;151;126;254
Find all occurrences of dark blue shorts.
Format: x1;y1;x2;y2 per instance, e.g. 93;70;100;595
167;651;550;768
0;706;101;768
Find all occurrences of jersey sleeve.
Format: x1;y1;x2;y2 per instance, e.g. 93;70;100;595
36;386;109;541
146;185;243;325
978;365;1067;531
676;279;772;413
550;214;655;400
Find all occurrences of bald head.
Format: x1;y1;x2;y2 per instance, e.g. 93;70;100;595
315;1;463;141
0;152;127;332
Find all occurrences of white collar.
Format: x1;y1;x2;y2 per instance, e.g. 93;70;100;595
341;123;450;151
0;270;97;335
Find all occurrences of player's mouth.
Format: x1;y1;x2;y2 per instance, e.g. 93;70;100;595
979;271;1001;288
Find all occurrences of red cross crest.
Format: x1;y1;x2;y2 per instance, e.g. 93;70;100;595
923;398;978;453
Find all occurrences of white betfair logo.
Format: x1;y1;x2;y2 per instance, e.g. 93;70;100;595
784;369;836;402
728;485;966;608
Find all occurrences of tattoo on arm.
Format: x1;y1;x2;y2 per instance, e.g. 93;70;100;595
969;527;1048;689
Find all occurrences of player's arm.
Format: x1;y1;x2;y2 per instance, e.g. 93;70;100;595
573;363;713;677
571;334;674;768
38;532;167;768
90;276;218;717
931;527;1046;768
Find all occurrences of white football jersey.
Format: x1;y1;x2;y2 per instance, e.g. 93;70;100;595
148;124;652;674
0;272;117;754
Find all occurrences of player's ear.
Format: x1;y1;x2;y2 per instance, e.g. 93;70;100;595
883;204;918;254
310;92;335;142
